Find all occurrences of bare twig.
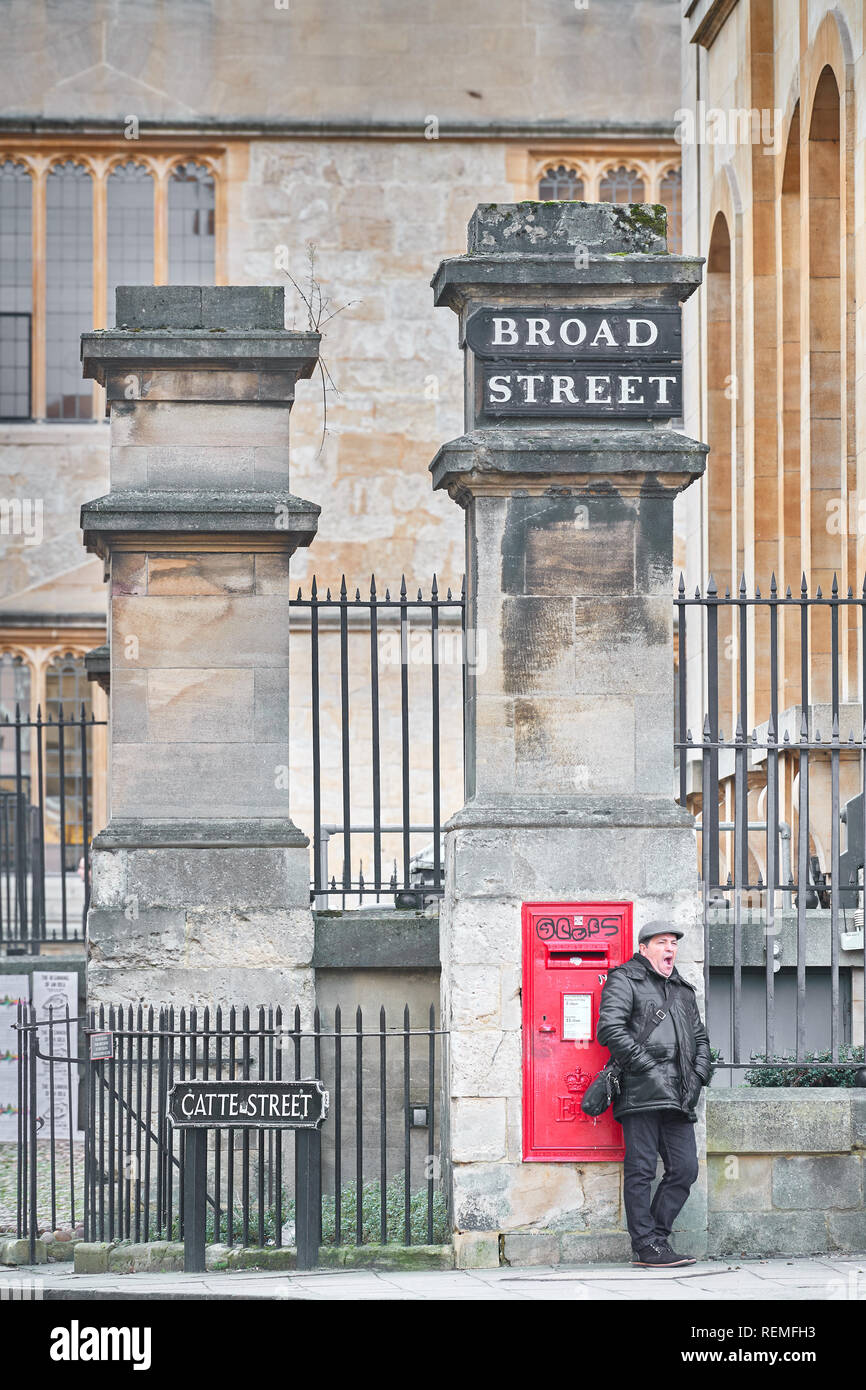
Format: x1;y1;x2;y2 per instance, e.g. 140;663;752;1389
283;245;359;455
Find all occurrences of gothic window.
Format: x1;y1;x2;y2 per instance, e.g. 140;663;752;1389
0;654;31;779
46;162;93;419
660;166;682;253
0;151;222;419
107;162;155;328
169;162;215;285
599;165;646;203
538;165;585;200
0;162;32;419
45;654;92;872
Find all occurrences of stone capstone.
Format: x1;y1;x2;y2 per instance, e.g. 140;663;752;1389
115;284;286;331
467;200;670;256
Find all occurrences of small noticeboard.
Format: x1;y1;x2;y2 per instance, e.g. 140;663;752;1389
89;1032;114;1061
168;1079;328;1130
562;994;593;1042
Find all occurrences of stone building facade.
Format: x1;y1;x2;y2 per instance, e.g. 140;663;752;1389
677;1;866;1047
0;0;683;874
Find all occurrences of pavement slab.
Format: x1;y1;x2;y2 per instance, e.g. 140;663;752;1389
5;1252;866;1300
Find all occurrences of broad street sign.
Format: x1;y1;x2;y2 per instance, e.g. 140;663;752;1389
466;307;681;358
168;1078;328;1129
466;305;682;420
480;364;681;417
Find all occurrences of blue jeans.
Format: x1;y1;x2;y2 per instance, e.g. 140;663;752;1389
620;1109;699;1252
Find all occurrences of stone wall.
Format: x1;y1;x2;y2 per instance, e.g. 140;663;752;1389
708;1089;866;1256
239;138;509;596
459;1087;866;1266
0;1;681;124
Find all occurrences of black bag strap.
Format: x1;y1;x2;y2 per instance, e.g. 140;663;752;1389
603;1006;667;1077
633;1006;667;1047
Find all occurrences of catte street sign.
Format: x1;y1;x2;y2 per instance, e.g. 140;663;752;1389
467;306;682;419
168;1079;328;1129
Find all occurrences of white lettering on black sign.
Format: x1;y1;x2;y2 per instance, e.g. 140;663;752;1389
168;1079;328;1129
483;366;680;416
467;306;682;419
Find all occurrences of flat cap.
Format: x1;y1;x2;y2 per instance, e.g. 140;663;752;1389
638;921;684;945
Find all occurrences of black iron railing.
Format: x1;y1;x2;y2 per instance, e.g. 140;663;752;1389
676;573;866;1073
0;707;102;950
290;575;465;907
15;1002;447;1262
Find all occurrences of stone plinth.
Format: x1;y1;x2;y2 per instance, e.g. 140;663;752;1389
80;286;320;1011
430;204;708;1262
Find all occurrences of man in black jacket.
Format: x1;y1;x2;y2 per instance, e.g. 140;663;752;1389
596;921;711;1268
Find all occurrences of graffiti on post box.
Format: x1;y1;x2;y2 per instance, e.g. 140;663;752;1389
535;915;619;941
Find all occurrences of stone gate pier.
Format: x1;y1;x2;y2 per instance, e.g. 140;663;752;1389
430;203;708;1264
80;285;320;1011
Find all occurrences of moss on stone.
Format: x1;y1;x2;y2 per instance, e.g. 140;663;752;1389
319;1242;453;1270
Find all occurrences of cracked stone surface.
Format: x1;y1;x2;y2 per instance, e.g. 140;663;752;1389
6;1254;866;1301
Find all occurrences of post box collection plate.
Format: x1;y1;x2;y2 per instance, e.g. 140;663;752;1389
521;900;633;1162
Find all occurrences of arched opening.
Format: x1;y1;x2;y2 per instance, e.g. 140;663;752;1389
779;104;802;709
706;211;736;735
807;67;841;704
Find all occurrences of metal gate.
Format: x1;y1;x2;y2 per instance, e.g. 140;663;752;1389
676;574;866;1079
13;1003;448;1265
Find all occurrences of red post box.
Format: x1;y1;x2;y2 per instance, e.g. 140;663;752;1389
522;900;633;1162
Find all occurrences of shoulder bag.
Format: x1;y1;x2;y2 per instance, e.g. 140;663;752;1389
580;1006;668;1117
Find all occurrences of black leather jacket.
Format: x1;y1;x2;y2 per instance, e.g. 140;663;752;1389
596;953;712;1122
